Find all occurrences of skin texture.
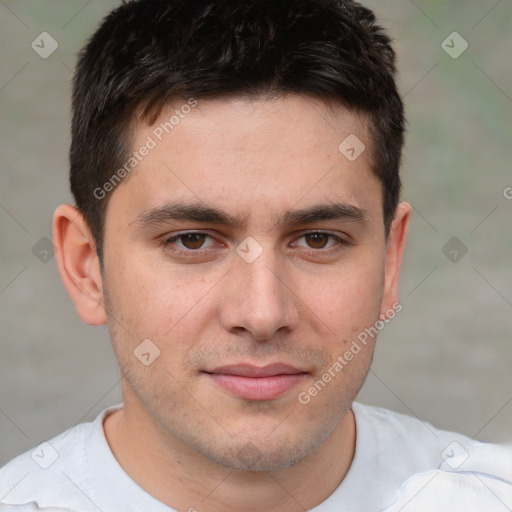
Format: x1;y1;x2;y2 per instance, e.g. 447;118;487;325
53;95;410;512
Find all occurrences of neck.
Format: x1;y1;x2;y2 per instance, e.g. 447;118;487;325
104;394;356;512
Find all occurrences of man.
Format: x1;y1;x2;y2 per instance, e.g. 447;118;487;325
1;0;510;511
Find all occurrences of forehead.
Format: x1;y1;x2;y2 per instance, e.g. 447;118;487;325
108;95;382;227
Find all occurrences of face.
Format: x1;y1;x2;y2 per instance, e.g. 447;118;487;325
100;95;398;471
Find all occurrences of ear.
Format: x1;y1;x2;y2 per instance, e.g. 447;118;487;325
53;204;107;326
380;201;411;318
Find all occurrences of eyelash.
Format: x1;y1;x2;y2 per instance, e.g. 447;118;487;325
161;231;348;258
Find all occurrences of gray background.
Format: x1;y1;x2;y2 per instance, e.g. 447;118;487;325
1;0;511;465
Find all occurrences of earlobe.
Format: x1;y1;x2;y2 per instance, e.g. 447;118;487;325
380;201;411;317
53;204;107;326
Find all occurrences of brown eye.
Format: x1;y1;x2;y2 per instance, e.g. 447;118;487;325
304;233;329;249
180;233;206;249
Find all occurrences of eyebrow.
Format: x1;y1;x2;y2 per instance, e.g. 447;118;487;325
131;200;368;230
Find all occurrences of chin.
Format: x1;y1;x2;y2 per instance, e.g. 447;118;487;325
196;435;320;472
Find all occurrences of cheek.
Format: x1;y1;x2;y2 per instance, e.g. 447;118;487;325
301;257;385;335
107;251;188;322
103;262;212;394
103;253;222;363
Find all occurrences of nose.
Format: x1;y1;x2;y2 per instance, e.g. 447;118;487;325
220;249;300;341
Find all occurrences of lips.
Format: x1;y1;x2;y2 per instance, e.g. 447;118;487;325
204;363;307;401
208;363;304;377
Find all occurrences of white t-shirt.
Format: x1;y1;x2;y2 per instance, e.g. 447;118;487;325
1;402;510;511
